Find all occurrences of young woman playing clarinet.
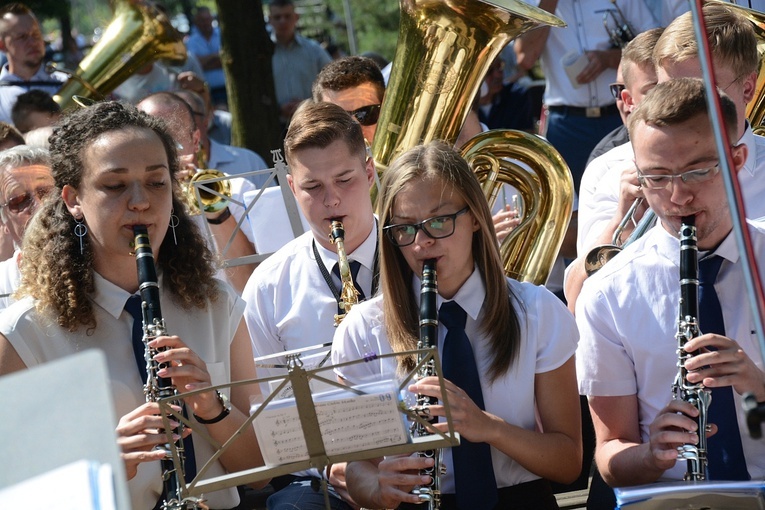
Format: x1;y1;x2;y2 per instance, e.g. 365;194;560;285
331;140;581;510
0;101;263;509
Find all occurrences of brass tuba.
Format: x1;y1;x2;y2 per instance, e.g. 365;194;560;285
53;0;187;109
371;0;573;284
461;130;574;285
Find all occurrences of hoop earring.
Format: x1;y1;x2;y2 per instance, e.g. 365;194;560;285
73;216;87;255
169;209;179;245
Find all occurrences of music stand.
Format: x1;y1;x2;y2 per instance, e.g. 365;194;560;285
157;348;460;509
192;148;305;266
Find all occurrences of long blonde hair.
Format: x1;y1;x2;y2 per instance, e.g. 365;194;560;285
378;141;522;383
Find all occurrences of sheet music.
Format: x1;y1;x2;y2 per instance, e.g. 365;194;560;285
252;381;409;465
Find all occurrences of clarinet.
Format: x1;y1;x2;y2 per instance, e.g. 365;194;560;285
133;226;197;509
329;219;360;326
411;258;443;509
671;216;711;481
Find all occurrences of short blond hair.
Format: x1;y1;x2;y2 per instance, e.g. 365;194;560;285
628;77;738;141
621;28;664;88
653;3;758;79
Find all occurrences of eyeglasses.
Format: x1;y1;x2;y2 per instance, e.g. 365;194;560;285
346;104;381;126
609;83;626;100
1;186;52;214
383;206;469;247
637;164;720;190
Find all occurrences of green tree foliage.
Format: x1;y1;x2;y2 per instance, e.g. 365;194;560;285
216;0;281;159
324;0;399;60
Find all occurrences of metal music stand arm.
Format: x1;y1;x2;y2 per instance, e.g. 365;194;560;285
158;348;460;506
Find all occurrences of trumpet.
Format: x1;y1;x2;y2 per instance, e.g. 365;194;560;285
330;220;360;326
584;200;656;276
596;0;636;48
182;145;231;215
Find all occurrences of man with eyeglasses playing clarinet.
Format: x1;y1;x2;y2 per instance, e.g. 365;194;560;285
577;77;765;510
0;144;52;310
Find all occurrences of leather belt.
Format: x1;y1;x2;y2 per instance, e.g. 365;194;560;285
547;103;620;118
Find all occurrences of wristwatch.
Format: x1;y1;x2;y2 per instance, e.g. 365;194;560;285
194;390;231;424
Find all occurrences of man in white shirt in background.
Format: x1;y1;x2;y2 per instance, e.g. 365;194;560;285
0;3;66;124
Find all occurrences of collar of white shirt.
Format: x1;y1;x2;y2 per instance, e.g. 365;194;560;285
312;218;377;275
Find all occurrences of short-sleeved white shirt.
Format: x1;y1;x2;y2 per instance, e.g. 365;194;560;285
576;222;765;480
1;273;245;509
331;267;578;492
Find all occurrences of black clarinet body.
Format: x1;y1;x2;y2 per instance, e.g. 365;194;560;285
133;226;194;509
672;216;710;481
412;258;442;509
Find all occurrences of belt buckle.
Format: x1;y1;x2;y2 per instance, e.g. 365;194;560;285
585;107;602;118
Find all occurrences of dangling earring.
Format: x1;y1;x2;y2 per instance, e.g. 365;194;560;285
73;216;87;255
169;209;179;245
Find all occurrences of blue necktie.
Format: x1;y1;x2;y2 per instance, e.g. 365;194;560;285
439;300;498;509
124;295;197;484
332;259;366;300
697;256;750;480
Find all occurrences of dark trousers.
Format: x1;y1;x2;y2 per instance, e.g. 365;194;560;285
399;478;558;510
545;109;622;194
266;476;353;510
586;469;617;510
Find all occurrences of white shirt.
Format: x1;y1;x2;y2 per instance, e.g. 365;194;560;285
0;249;20;311
0;63;67;123
1;273;245;509
208;139;269;189
576;222;765;481
576;125;765;255
242;222;377;393
521;0;658;108
331;267;578;492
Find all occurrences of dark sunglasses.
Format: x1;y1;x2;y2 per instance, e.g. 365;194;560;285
346;104;382;126
2;186;52;214
609;83;626;100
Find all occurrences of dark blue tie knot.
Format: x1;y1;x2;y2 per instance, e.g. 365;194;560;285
333;260;365;301
439;300;467;330
124;294;142;321
699;255;724;286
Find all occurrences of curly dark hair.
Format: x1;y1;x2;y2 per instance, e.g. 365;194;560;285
17;101;219;332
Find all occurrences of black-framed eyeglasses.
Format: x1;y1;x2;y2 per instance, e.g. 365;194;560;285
609;82;626;100
1;186;52;214
346;104;382;126
383;206;469;247
636;164;720;190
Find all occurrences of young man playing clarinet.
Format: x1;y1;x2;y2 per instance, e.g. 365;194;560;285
576;78;765;509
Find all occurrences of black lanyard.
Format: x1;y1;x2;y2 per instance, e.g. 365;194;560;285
312;235;379;314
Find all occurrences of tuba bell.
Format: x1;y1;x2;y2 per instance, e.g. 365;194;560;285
371;0;573;284
53;0;187;110
461;129;574;285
